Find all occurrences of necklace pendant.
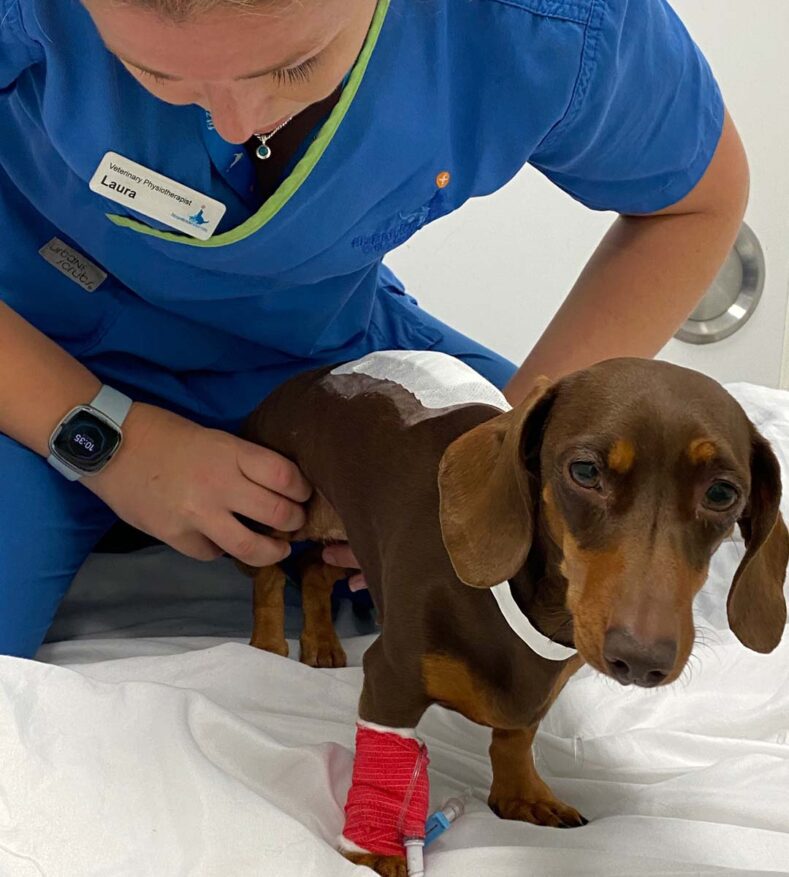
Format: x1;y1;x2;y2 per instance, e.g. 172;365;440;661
253;116;293;161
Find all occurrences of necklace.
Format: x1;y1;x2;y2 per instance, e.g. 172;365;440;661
254;116;294;160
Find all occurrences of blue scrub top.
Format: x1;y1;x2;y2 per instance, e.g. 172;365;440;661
0;0;723;426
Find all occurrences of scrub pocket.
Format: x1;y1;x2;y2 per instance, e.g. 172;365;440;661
1;242;124;359
0;164;126;359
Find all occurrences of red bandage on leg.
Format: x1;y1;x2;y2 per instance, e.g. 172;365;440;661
342;723;430;857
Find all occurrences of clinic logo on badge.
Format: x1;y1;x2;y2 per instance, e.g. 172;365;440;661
170;204;212;230
188;206;210;228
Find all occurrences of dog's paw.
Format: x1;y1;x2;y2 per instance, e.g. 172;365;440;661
342;851;407;876
300;632;347;668
249;635;289;658
490;793;587;828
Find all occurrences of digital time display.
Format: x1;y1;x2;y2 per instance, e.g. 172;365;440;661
74;432;97;453
51;410;120;474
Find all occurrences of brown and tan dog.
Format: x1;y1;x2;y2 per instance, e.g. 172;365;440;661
240;354;788;876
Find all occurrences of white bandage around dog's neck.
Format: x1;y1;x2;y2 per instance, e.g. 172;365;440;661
491;582;577;661
331;351;577;663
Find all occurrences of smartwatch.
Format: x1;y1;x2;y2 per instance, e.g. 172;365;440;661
47;385;133;481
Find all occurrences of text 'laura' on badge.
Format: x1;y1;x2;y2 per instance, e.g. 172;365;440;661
89;152;227;241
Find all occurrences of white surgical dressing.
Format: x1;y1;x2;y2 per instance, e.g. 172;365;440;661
330;349;511;411
331;350;576;661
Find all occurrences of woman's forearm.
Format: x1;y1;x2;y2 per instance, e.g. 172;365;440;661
0;301;100;456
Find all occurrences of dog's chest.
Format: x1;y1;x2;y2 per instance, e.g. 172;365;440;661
421;648;583;728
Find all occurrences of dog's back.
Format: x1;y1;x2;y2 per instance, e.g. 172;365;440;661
241;352;505;611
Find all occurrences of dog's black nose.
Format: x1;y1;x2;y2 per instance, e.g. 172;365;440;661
603;629;677;687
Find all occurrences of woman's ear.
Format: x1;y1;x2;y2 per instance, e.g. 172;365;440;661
728;431;789;653
437;379;555;588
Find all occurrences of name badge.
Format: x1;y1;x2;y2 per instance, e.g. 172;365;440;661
89;152;226;241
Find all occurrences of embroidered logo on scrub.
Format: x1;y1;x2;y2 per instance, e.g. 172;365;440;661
352;171;453;255
39;238;107;292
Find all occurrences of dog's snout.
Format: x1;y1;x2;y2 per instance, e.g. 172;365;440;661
603;628;677;687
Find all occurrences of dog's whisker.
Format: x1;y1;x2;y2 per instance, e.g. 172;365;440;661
681;656;698;688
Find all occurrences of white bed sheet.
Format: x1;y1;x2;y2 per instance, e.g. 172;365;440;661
1;382;788;876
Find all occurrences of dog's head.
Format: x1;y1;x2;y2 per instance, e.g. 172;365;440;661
438;358;788;687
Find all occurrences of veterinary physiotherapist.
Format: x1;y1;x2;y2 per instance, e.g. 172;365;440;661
0;0;747;657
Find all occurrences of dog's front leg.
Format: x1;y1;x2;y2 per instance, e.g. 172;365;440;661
488;725;587;828
340;641;430;877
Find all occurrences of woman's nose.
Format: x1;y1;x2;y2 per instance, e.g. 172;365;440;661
205;88;269;144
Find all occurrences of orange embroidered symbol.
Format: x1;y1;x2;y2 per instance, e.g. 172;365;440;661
435;171;451;189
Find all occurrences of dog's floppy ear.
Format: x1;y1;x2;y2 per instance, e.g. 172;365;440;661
728;431;789;653
437;378;555;588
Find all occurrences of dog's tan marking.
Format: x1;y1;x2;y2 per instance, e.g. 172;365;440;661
488;726;586;828
299;557;347;668
563;528;705;680
422;653;506;727
541;484;566;547
608;438;635;474
270;489;347;544
544;654;584;709
250;565;288;656
540;486;630;670
561;534;626;670
660;560;708;680
343;851;407;876
688;438;717;465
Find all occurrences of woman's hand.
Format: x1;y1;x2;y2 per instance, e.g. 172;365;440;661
322;544;368;592
86;402;312;566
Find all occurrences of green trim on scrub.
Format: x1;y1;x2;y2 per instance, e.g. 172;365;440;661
104;0;391;248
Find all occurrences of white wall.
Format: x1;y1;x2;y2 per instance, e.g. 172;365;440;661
386;0;789;388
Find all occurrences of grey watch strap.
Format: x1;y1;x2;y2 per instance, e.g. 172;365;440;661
90;385;133;428
47;452;83;481
47;385;132;481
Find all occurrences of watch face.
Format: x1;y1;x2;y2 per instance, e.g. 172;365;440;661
51;409;121;474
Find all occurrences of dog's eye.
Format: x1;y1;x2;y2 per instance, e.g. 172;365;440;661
703;481;740;511
569;461;601;489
